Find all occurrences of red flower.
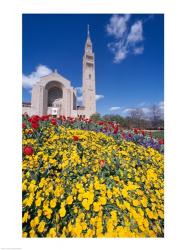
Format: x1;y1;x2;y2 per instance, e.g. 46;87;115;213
113;128;118;134
31;122;39;129
73;135;79;141
23;146;34;155
128;133;132;138
159;139;164;145
29;115;40;123
22;123;26;129
41;115;49;121
134;128;138;134
141;130;145;136
100;160;105;167
98;121;104;126
51;119;57;125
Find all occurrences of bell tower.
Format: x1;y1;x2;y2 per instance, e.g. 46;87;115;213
82;25;96;117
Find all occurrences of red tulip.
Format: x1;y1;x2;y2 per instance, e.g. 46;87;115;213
22;123;26;129
141;130;145;136
128;133;132;138
41;115;49;121
100;160;105;167
159;139;164;145
113;128;118;134
31;122;39;129
98;121;104;126
134;128;138;134
51;119;57;125
73;135;79;141
23;146;34;155
29;115;40;123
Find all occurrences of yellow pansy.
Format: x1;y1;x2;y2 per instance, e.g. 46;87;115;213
93;202;100;212
38;221;45;233
66;195;73;205
47;228;56;237
82;199;90;211
59;206;66;217
133;200;140;207
50;198;57;208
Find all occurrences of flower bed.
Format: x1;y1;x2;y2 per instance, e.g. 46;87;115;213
22;117;164;237
22;115;164;153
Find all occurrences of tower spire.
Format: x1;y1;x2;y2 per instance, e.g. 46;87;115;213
82;24;96;117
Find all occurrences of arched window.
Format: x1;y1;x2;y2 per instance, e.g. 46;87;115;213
48;87;63;107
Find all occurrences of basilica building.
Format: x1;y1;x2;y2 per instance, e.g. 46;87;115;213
23;26;96;118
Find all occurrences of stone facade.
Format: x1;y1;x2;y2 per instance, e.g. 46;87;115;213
23;26;96;118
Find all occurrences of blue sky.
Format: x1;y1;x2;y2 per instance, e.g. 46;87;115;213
22;14;164;116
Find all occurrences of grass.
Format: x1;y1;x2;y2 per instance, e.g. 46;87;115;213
151;130;164;139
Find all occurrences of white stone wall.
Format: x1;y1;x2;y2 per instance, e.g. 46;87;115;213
22;107;32;116
77;108;86;117
30;72;75;117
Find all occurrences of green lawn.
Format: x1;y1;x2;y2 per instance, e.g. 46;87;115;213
151;130;164;139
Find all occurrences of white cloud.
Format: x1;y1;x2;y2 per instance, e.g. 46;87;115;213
110;106;121;111
106;14;130;39
142;107;150;113
22;65;52;89
127;21;143;43
133;46;144;55
77;94;104;105
96;94;104;101
36;65;52;76
114;47;128;63
123;107;149;114
123;108;135;113
75;87;82;94
159;101;164;110
123;101;164;117
106;15;144;63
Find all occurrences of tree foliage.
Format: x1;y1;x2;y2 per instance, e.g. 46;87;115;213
91;104;164;129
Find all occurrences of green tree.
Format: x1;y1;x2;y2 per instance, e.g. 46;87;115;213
90;112;102;122
103;114;127;127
